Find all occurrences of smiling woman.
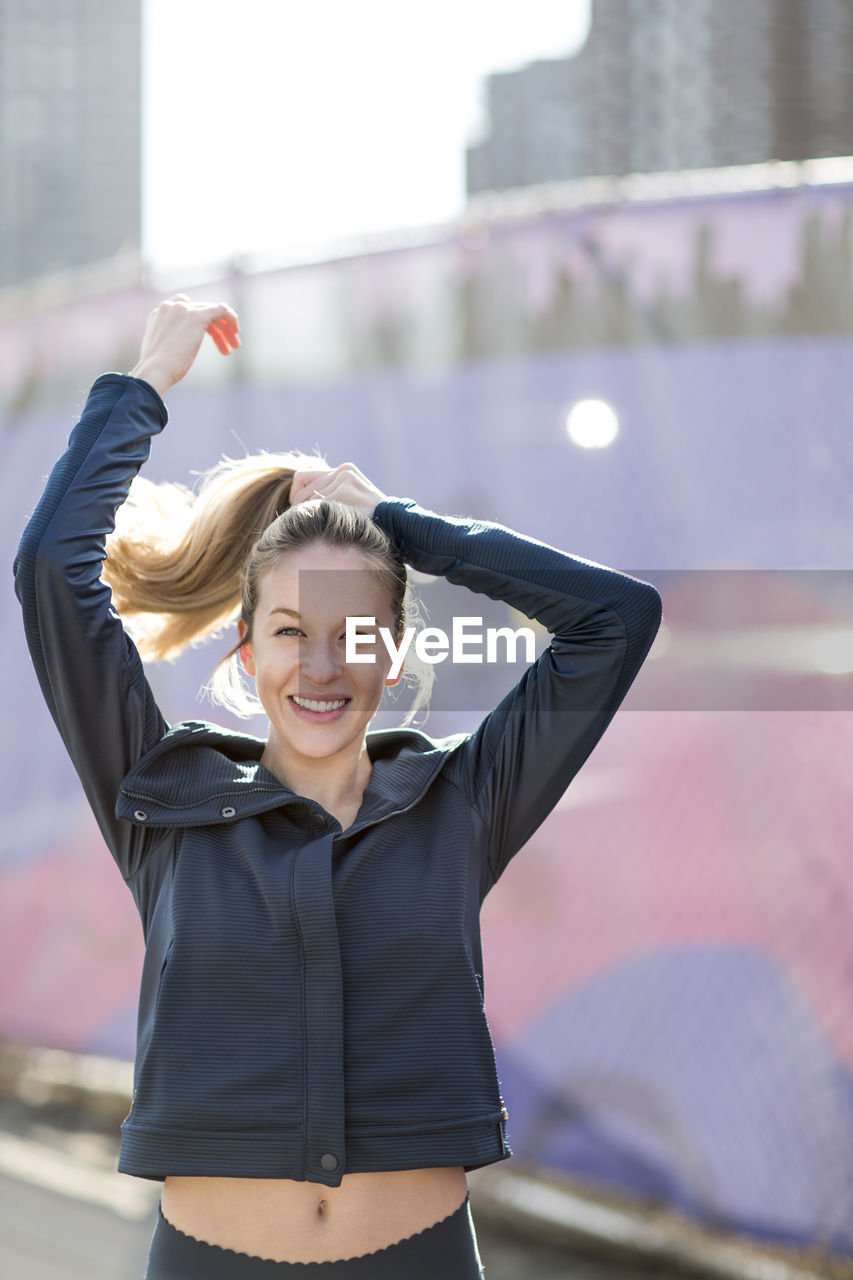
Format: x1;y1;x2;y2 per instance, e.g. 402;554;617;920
14;295;660;1278
237;538;407;823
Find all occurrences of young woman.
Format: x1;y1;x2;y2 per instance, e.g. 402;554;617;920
15;297;662;1279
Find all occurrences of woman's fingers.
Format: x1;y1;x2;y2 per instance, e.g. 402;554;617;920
311;471;348;496
297;462;361;488
145;297;239;347
206;325;230;356
206;315;240;355
290;463;386;517
289;468;333;506
206;304;241;355
129;297;241;395
291;465;356;498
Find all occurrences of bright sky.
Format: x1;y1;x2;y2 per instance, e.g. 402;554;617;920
143;0;590;270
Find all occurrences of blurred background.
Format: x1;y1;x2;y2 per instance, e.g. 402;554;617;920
2;1;853;1277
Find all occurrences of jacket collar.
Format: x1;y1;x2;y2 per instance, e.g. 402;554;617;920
116;719;457;830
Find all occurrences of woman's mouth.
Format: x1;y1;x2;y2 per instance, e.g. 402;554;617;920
289;695;350;722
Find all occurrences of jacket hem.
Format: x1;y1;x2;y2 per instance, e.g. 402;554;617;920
118;1118;511;1184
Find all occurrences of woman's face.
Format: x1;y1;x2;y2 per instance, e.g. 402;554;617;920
240;541;400;772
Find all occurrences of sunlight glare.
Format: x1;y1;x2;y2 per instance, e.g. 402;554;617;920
565;399;620;449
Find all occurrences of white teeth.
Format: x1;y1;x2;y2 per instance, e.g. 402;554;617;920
292;696;347;713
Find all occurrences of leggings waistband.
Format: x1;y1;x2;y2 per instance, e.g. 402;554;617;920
146;1193;483;1279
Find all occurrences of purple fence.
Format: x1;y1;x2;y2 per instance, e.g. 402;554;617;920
3;171;853;1254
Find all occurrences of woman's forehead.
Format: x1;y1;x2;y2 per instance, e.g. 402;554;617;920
258;547;393;615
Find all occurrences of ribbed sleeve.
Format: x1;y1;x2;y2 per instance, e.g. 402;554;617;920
372;497;662;890
14;375;171;878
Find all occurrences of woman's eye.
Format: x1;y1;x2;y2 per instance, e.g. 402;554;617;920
273;627;373;641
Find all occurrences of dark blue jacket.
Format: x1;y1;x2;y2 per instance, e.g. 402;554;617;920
14;375;662;1187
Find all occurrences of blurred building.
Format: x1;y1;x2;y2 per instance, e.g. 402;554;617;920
466;0;853;194
0;0;141;287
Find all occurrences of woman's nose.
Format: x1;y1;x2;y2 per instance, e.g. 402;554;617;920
299;641;344;685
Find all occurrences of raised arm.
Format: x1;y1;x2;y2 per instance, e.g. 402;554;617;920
370;497;661;896
13;298;240;879
272;456;661;897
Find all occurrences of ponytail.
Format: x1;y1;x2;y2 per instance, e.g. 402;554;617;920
103;450;324;662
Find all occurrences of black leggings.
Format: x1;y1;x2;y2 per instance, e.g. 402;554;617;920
146;1195;484;1279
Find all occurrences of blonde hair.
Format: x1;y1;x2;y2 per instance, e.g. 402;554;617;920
103;452;433;723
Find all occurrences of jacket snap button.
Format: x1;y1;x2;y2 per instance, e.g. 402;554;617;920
320;1153;338;1172
221;806;236;818
133;809;148;822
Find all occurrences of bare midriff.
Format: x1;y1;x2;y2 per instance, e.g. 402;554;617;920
160;1167;469;1264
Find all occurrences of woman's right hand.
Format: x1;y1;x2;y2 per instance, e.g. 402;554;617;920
128;295;240;396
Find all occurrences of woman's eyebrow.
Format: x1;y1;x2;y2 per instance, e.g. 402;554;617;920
266;607;377;627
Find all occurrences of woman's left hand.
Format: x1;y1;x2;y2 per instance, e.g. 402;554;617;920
290;462;388;519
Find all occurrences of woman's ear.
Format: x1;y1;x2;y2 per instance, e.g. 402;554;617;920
237;619;255;676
